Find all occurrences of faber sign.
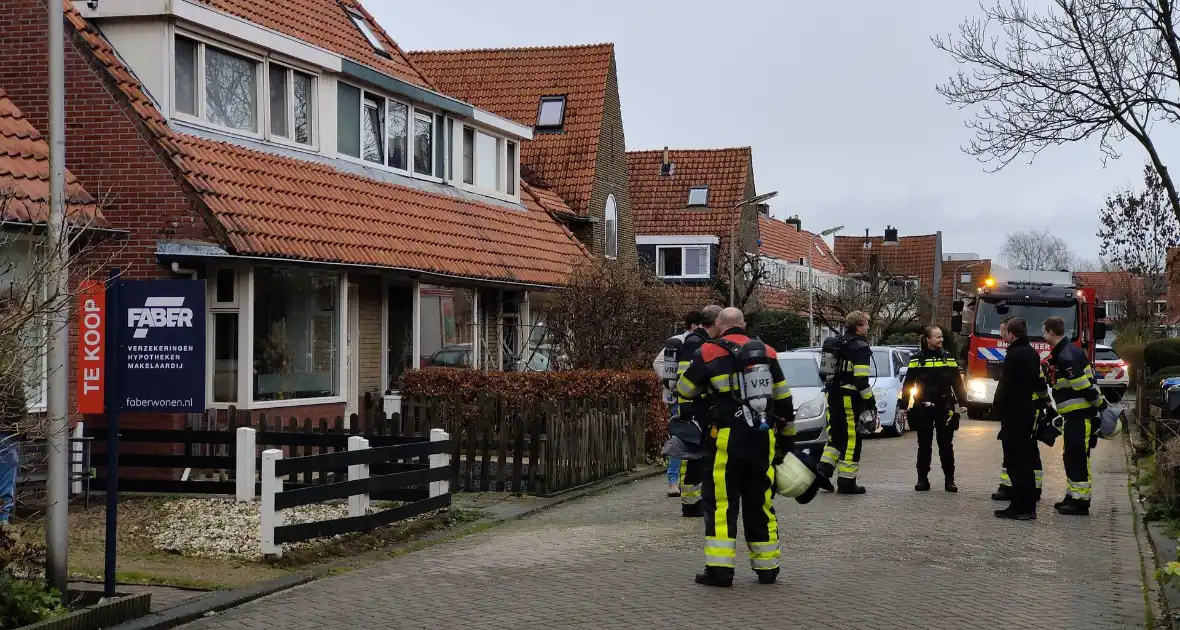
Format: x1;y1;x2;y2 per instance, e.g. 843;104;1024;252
115;280;205;413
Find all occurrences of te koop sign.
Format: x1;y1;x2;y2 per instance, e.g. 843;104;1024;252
77;280;106;414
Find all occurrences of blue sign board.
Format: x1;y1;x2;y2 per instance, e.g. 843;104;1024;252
115;279;206;413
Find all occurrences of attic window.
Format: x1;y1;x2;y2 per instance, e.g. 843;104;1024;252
687;187;709;207
536;96;567;130
346;7;387;54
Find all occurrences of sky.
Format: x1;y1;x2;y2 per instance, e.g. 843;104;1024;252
373;0;1175;263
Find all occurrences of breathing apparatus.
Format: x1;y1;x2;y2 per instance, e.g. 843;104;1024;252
658;336;683;404
737;338;775;431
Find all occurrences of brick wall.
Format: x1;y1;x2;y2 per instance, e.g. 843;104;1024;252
939;259;991;324
356;274;383;396
588;53;636;263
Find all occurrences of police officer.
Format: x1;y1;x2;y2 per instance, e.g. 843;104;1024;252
675;307;794;587
899;325;967;492
1044;315;1108;516
992;318;1046;502
674;305;722;516
819;311;876;494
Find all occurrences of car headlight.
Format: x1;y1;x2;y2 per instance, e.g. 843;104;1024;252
797;398;825;419
968;379;988;395
873;388;888;412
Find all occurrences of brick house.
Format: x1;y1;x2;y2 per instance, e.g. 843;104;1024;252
756;215;847;340
628;147;763;310
940;255;992;323
0;0;589;428
833;229;944;324
409;44;634;264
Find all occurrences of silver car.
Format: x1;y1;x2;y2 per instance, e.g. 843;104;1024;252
777;355;829;458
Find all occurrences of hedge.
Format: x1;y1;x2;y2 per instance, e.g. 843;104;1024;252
400;369;668;458
1146;339;1180;375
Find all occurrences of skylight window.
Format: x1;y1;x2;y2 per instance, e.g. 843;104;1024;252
346;7;387;53
536;96;567;130
687;186;709;207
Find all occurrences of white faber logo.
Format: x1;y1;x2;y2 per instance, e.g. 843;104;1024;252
127;296;194;339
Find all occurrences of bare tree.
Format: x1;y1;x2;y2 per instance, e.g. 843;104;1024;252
1098;164;1180;282
711;249;769;311
798;269;933;344
1001;229;1074;270
934;0;1180;223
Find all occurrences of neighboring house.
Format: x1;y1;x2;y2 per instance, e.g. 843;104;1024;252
940;254;992;321
833;229;944;323
0;87;112;415
0;0;588;428
409;44;634;264
1074;270;1157;344
628;147;761;310
757;214;847;306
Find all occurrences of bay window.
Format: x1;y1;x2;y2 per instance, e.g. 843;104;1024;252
456;124;518;197
419;285;476;368
657;245;710;279
253;268;341;401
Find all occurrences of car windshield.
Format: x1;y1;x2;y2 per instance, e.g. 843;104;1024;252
778;358;822;387
870;349;893;378
1095;348;1120;362
431;349;468;366
974;299;1078;340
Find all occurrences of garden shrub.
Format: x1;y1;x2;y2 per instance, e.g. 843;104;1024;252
0;525;64;629
1145;338;1180;375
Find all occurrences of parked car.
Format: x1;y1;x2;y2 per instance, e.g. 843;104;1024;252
425;344;472;367
776;355;830;458
785;346;910;437
1094;344;1129;403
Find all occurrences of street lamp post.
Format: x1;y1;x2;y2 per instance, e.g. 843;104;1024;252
728;191;779;306
807;225;844;346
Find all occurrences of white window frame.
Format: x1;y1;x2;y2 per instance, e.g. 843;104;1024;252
205;266;348;410
345;7;387;53
264;60;319;149
687;186;709;207
337;81;445;184
172;31;265;139
448;121;520;202
604;194;618;259
656;245;711;280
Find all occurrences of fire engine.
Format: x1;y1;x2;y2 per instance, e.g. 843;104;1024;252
950;276;1105;419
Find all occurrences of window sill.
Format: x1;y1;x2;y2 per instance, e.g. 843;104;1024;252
247;396;347;410
658;275;711;281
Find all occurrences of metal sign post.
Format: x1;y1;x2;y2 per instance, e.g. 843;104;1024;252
103;269;119;598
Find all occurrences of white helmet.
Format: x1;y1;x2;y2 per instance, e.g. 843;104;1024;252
1098;407;1124;440
774;453;817;498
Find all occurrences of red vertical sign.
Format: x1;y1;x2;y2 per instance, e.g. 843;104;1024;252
77;280;105;414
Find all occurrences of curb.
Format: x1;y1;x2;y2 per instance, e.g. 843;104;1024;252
110;466;663;630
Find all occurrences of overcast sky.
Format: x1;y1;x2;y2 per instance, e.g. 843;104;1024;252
376;0;1174;263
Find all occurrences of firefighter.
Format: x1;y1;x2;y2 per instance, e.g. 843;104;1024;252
898;325;967;493
1044;315;1108;516
674;305;722;516
655;310;704;497
992;317;1041;520
818;311;877;494
992;318;1046;502
674;307;795;587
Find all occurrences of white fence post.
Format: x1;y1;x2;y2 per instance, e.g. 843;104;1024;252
429;428;450;498
348;436;370;517
260;448;284;557
236;427;257;502
70;422;84;496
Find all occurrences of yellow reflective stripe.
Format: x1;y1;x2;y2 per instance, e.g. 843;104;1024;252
763;431;778;546
676;378;699;399
907;360;921;369
772;381;791;399
705;535;736;568
999;468;1011;486
859;388;874;400
779;421;797;437
1070;376;1093;391
1057;400;1091;414
821;445;839;466
946;359;958;368
842;396;857;466
679;459;687;481
712;428;731;540
709;374;736;392
853;365;871;377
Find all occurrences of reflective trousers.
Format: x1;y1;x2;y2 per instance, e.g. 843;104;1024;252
1063;415;1098;502
821;392;862;480
680;458;706;507
999;440;1043;490
701;427;779;577
914;406;955;479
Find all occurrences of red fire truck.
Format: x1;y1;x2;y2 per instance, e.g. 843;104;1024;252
950;279;1105;419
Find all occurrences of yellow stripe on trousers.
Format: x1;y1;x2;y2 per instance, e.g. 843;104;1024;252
843;395;857;463
712;428;731;539
763;431;778;546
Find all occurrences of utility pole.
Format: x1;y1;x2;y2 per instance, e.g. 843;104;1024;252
46;0;71;593
808;225;844;345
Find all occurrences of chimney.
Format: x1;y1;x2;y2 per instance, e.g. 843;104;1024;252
884;225;899;245
784;214;801;231
660;147;675;176
757;203;771;216
862;228;872;249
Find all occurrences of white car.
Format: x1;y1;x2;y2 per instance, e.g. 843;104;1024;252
776;355;830;457
786;346;910;437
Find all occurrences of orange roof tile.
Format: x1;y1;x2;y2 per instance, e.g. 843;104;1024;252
0;87;104;227
1074;271;1146;303
627;148;752;238
66;3;585;286
193;0;435;90
409;44;614;217
758;215;843;275
834;233;939;289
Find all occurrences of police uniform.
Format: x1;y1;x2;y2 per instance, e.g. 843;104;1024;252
675;328;794;587
1048;338;1108;515
820;333;876;494
994;359;1049;502
899;346;966;491
676;327;711;516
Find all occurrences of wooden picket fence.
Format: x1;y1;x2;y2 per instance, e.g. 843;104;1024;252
88;392;646;496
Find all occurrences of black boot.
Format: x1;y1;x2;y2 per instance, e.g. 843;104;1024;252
695;569;733;588
1053;496;1069;510
837;477;866;495
756;568;779;585
1056;498;1090;516
991;486;1011;501
817;462;835;492
681;503;704;518
914;475;931;491
994;504;1037;520
944;477;958;493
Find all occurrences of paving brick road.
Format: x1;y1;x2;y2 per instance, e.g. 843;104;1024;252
184;420;1147;629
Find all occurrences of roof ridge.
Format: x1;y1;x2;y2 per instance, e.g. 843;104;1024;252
409;42;614;56
627;146;752;155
